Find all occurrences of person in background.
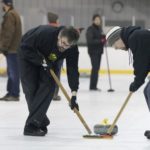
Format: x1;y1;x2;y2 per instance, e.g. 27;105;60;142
47;12;63;101
86;14;105;91
106;26;150;140
0;0;22;101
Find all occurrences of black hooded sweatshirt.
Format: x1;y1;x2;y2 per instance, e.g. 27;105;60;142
19;25;79;92
121;26;150;90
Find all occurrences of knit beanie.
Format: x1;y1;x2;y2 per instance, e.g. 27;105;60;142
106;26;122;46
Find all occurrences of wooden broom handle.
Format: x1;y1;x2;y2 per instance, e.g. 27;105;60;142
50;69;92;134
107;92;133;134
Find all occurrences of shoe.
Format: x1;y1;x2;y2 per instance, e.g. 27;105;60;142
42;117;50;127
5;96;19;101
24;125;46;136
144;130;150;137
0;94;9;100
53;95;61;101
41;126;48;134
147;136;150;139
90;88;101;91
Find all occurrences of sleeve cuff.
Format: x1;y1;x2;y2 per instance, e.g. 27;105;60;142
72;91;77;96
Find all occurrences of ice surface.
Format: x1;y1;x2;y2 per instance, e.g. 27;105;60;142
0;75;150;150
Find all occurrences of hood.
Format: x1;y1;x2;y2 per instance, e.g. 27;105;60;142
120;26;141;49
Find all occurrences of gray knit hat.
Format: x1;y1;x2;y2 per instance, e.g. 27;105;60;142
106;26;122;46
47;12;58;23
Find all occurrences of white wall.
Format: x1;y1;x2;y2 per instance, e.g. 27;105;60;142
78;47;133;72
0;47;134;74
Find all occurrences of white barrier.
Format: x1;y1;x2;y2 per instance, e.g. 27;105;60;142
0;47;134;75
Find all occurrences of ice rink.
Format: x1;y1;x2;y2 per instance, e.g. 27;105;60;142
0;74;150;150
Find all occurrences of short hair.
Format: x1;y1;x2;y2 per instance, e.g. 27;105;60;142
47;12;58;23
60;26;80;45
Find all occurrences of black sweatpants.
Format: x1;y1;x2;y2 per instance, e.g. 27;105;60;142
19;58;56;128
88;52;102;89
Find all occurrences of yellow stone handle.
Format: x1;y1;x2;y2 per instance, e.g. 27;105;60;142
101;118;109;125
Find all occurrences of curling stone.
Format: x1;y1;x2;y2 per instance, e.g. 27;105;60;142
94;124;118;135
94;118;118;135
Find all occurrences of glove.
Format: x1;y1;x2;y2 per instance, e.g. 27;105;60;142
70;95;79;111
129;82;139;92
100;34;106;45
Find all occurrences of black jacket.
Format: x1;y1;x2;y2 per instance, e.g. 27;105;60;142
121;26;150;90
86;24;104;54
19;25;79;91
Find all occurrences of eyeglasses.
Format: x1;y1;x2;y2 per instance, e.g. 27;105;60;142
60;38;74;49
61;39;72;48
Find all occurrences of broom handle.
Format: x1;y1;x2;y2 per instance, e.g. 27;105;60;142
104;45;113;89
50;69;92;134
107;92;133;134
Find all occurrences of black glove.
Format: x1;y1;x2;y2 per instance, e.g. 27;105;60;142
70;96;79;111
129;82;139;92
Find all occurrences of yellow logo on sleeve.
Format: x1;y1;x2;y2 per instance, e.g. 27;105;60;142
48;53;57;62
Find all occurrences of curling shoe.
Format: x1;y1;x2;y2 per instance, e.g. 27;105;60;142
24;124;46;136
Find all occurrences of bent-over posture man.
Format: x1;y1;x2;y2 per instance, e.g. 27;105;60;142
106;26;150;140
19;25;80;136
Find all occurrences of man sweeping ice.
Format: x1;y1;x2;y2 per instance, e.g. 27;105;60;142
106;26;150;139
18;25;80;136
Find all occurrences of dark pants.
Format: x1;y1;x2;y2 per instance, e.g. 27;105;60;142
6;53;20;96
53;59;63;97
88;52;102;89
144;80;150;111
19;58;56;128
